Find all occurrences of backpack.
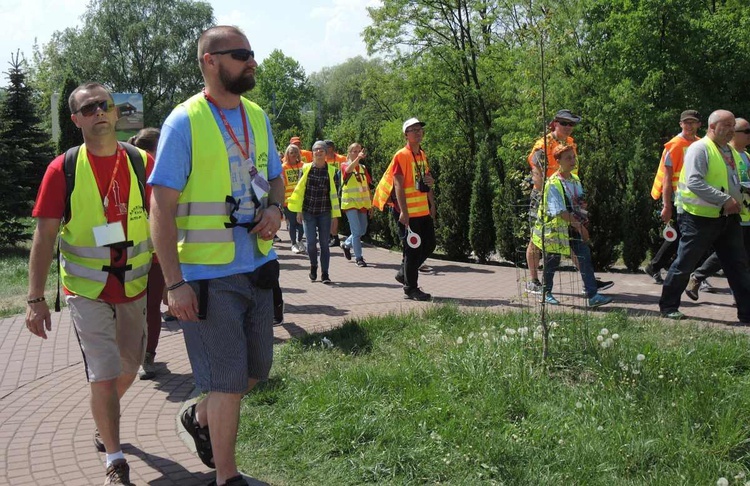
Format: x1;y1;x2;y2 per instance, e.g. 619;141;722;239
55;142;148;311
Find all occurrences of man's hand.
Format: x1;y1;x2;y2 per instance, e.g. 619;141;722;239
398;211;410;226
251;206;282;241
423;172;435;188
723;197;741;215
25;300;52;339
660;204;672;223
168;284;199;322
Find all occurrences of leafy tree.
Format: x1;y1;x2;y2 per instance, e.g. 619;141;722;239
469;138;496;262
253;49;312;149
0;53;54;245
57;75;83;153
32;0;214;127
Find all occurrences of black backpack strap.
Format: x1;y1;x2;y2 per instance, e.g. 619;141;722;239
119;142;147;209
57;145;81;312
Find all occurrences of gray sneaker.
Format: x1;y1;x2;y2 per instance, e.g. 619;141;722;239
104;459;132;485
525;279;543;294
139;351;156;380
700;279;717;293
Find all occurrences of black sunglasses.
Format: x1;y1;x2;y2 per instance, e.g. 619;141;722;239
556;120;576;127
75;100;114;117
736;129;750;134
210;48;254;62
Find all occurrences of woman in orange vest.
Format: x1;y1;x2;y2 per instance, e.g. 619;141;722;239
281;144;305;253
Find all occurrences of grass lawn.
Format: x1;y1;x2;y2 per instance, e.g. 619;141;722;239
237;306;750;485
0;232;58;318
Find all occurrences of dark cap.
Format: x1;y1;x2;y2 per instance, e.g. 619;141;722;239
324;140;335;148
553;109;581;124
680;110;700;122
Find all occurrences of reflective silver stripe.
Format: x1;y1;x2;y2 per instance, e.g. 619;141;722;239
124;261;152;282
60;240;110;259
126;239;152;259
60;257;108;283
678;195;719;208
176;202;229;217
177;228;234;243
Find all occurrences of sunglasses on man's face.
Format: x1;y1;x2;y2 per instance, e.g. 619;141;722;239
556;120;576;127
210;48;255;62
75;99;115;117
736;129;750;134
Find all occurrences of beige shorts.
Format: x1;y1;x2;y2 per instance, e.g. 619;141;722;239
66;294;147;382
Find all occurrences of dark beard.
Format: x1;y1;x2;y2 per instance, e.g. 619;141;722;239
219;65;256;95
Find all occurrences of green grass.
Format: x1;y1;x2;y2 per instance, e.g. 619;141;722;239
0;240;59;318
237;306;750;485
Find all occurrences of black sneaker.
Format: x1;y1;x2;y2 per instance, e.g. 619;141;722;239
356;258;367;267
595;279;614;291
405;288;432;301
309;266;318;282
273;302;284;325
340;242;352;260
321;273;331;284
328;236;340;247
104;459;132;485
645;264;664;284
208;475;250;486
395;273;405;285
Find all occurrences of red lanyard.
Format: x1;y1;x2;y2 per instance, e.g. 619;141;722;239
203;90;250;160
88;147;124;216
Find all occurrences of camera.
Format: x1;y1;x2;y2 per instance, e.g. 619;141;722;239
417;178;430;193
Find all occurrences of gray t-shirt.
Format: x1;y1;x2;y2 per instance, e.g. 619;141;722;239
678;137;741;213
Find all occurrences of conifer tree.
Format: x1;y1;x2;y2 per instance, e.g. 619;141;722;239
469;138;496;263
57;75;82;153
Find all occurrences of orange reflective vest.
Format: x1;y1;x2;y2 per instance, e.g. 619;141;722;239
650;134;699;200
372;145;430;217
527;134;578;178
281;161;304;207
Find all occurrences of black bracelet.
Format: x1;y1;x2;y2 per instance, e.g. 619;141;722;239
166;280;187;291
27;296;46;304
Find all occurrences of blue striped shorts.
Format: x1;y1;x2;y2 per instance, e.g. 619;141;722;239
181;273;274;394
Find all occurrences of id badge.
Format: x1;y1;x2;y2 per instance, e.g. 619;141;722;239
247;159;270;198
92;221;126;247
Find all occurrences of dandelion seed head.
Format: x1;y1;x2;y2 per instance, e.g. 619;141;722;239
456;336;464;344
505;328;516;336
575;401;583;409
597;335;604;342
632;369;640;375
612;333;620;341
600;328;609;336
597;425;603;431
717;478;729;486
518;327;529;336
636;353;646;361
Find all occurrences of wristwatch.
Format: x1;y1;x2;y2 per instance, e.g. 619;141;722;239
268;202;283;215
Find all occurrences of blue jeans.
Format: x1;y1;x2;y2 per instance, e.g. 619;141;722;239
302;212;332;272
344;209;368;260
660;213;750;321
543;238;598;298
284;207;303;245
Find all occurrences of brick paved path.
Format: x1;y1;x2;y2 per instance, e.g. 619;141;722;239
0;242;741;485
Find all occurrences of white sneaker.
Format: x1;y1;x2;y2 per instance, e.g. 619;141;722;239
291;244;301;254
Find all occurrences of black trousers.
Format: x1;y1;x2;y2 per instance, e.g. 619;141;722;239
396;215;436;292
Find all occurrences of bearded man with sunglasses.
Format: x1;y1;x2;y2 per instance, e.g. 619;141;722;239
149;26;283;486
26;82;154;485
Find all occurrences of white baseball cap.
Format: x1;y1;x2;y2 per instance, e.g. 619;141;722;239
402;117;426;134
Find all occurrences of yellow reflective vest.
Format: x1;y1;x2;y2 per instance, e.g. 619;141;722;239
60;145;151;299
286;163;341;217
177;93;271;263
678;139;742;218
531;173;575;257
340;163;372;210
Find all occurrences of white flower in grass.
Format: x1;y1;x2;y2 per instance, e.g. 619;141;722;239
518;327;529;337
632;369;640;375
735;471;746;480
536;325;543;333
533;331;542;340
600;340;611;349
501;335;510;343
562;337;569;343
717;478;729;486
637;353;646;362
600;328;609;336
482;332;489;339
550;321;559;328
612;333;620;341
597;425;603;431
456;336;464;344
575;401;583;409
597;335;604;343
468;332;475;339
505;328;517;336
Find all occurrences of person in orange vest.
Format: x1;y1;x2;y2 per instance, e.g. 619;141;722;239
646;109;701;284
525;109;613;295
372;117;436;301
281;143;305;253
290;135;312;163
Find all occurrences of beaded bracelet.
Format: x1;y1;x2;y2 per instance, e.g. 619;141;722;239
27;296;46;304
166;280;187;291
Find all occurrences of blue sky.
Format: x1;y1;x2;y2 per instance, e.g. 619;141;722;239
0;0;379;78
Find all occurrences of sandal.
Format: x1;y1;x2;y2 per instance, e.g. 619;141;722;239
181;403;215;468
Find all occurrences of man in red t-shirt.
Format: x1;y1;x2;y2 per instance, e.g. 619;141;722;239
25;82;153;485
